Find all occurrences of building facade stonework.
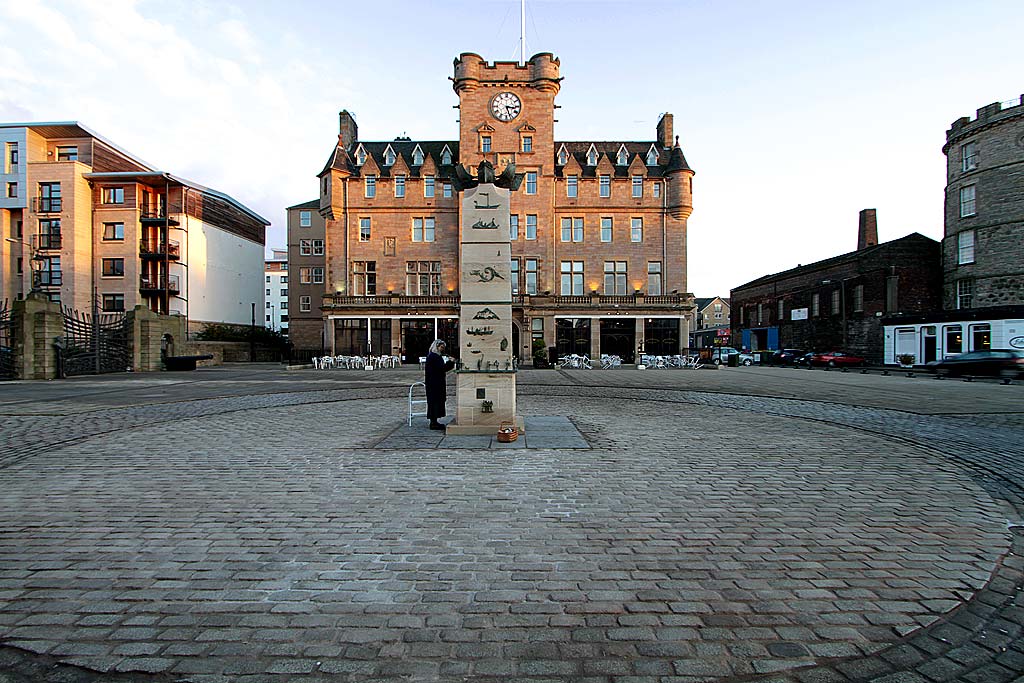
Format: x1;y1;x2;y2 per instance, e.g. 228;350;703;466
942;95;1024;310
285;200;326;351
309;53;695;364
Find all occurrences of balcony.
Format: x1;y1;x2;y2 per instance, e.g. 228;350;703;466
322;291;692;312
140;274;180;294
323;294;460;307
31;198;62;214
139;239;181;260
139;206;181;226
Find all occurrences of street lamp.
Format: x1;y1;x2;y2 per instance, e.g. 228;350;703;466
5;238;45;294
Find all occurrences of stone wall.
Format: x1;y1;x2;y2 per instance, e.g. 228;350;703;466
12;293;62;379
127;306;187;372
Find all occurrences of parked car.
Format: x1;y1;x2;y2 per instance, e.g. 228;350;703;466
928;349;1024;380
770;349;806;365
809;351;867;368
793;352;816;366
708;347;754;366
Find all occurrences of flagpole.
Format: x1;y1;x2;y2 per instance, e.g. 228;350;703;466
520;0;526;64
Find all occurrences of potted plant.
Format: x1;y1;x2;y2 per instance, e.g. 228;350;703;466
897;354;916;368
531;339;549;368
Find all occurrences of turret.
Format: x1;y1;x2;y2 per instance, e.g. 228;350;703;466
665;136;694;219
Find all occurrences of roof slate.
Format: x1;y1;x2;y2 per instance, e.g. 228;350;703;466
320;138;692;178
733;233;939;291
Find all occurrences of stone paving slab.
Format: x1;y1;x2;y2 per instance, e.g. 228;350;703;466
0;372;1022;682
380;415;590;450
0;392;1014;682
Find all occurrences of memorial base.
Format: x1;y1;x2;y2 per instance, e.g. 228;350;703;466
446;415;526;436
449;372;521;435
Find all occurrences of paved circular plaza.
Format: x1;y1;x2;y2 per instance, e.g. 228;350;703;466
1;369;1023;682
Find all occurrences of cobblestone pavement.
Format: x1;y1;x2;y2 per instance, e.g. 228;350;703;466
0;367;1022;682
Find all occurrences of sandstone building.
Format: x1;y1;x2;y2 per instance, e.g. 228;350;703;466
303;53;695;363
0;122;268;328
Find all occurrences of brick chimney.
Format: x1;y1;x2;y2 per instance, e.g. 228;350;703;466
338;110;358;150
656;113;673;149
858;208;878;250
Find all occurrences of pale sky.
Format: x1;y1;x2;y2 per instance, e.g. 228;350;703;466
1;0;1021;296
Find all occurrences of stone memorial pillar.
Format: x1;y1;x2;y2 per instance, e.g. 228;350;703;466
447;162;524;435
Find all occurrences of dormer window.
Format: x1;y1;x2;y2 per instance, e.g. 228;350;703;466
440;145;452;165
383;145;396;166
586;145;598;166
355;145;367;165
645;145;659;166
557;146;568;166
412;145;424;166
616;145;628;166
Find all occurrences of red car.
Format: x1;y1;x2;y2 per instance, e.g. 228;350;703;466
809;351;867;368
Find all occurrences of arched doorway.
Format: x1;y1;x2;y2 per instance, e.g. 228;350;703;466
599;319;635;362
401;319;435;364
644;318;680;356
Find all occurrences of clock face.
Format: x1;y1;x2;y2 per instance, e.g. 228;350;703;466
490;92;522;122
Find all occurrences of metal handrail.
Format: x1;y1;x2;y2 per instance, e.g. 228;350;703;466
140;275;180;292
139;239;181;257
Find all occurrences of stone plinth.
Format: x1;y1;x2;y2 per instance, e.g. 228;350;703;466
450;181;519;435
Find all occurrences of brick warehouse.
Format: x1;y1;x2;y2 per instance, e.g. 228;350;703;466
293;53;695;364
730;210;941;363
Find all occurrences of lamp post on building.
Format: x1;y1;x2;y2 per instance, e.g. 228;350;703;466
4;238;45;294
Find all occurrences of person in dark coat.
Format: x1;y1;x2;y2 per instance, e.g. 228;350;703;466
424;339;454;430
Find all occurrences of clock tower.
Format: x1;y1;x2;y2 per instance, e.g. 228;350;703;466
453;52;561;174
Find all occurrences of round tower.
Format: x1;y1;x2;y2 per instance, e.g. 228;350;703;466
942;95;1024;309
665;136;694;220
452;53;485;94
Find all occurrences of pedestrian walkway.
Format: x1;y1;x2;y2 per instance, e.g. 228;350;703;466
0;368;1021;682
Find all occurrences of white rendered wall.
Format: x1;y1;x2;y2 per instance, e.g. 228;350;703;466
184;218;264;326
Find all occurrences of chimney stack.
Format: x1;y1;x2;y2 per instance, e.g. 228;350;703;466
338;110;358;150
656;113;673;149
858;208;878;250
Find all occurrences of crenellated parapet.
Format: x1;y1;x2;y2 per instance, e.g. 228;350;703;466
944;94;1024;152
452;52;561;95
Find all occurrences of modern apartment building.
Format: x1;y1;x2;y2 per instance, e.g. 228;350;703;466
0;122;268;328
285;200;326;351
311;53;695;364
264;249;288;333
